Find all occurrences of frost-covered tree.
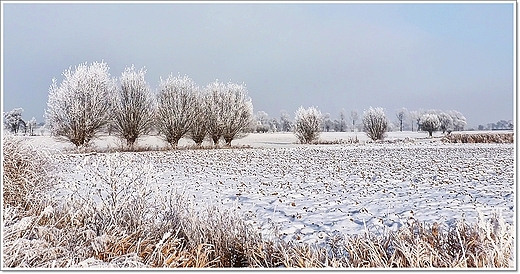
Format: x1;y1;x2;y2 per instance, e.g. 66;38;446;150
45;61;116;147
255;111;270;133
338;108;347;132
221;82;254;146
3;108;25;134
350;110;359;132
408;110;423;132
268;117;280;132
420;113;440;137
205;80;227;145
437;111;453;134
362;107;388;141
396;107;407;132
294;106;322;144
448;110;467;131
112;65;155;149
322;113;333;132
156;74;197;147
280;110;293;132
188;89;207;146
27;117;37;136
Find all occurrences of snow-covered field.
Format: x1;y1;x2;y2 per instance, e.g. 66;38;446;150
24;132;515;246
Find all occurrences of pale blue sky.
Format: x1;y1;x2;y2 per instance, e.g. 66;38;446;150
2;1;515;128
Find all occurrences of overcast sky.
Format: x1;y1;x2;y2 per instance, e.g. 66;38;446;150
2;1;515;128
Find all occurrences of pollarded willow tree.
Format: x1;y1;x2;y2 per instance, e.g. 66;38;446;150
420;113;441;137
45;61;116;147
188;89;208;146
294;106;322;144
112;65;155;149
156;74;197;148
437;111;453;134
221;82;254;146
362;107;388;141
205;80;227;145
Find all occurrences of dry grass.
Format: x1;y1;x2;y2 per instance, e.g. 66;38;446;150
2;137;514;268
62;141;253;154
441;132;514;143
2;135;53;210
311;136;360;145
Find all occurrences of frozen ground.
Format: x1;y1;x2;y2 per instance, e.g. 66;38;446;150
26;132;515;246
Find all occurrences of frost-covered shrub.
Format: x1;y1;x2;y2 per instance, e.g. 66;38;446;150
2;135;52;210
420;113;441;137
294;106;322;144
45;61;116;147
112;65;155;149
156;74;198;147
362;107;388;141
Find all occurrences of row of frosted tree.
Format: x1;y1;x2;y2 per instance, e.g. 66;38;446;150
253;107;467;135
44;61;254;148
3;108;39;136
9;60;471;147
292;106;468;143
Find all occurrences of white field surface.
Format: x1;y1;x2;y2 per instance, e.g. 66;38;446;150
22;131;515;246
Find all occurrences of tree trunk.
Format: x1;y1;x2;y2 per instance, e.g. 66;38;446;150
211;135;220;146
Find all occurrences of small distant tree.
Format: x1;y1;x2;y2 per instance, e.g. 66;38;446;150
45;61;116;147
27;117;37;136
409;110;423;132
221;82;254;146
362;107;388;141
420;113;440;137
350;110;359;132
112;65;155;149
268;117;280;132
448;110;467;131
437;111;453;134
156;74;197;147
333;119;341;132
3;108;25;134
255;111;270;133
339;109;347;132
396;107;407;132
294;106;322;144
280;110;292;132
322;113;333;132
